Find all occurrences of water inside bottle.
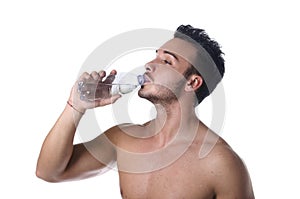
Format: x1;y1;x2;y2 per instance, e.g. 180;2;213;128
78;73;145;101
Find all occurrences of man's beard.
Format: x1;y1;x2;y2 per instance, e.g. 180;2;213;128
138;79;186;105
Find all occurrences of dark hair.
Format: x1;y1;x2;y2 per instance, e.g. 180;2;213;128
174;25;225;104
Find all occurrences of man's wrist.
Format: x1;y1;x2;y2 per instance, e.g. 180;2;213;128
66;101;85;115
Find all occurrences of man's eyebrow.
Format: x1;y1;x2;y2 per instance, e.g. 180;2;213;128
156;49;179;61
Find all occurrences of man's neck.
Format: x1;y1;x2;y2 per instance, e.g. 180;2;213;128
146;100;199;147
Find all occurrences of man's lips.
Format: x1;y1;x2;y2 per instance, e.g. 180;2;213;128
143;74;153;84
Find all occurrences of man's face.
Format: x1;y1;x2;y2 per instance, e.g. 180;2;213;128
138;40;192;104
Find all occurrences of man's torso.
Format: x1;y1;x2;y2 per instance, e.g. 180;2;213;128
114;123;222;199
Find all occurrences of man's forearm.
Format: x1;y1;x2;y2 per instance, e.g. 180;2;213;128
36;104;83;182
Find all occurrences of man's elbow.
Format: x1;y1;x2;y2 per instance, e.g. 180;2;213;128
35;168;62;183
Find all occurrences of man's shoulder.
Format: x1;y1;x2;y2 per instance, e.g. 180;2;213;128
198;137;254;197
199;136;246;175
106;123;146;135
208;138;241;165
104;123;146;144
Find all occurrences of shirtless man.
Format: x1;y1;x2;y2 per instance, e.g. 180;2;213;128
36;25;255;198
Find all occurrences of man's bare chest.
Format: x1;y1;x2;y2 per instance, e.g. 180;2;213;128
118;157;214;199
115;126;216;198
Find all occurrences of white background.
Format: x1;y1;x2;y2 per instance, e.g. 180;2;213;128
1;0;299;198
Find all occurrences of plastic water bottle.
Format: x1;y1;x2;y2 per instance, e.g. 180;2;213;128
77;73;145;101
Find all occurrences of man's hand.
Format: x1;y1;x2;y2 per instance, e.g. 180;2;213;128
68;70;122;113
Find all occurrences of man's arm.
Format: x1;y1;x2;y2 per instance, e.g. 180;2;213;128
36;70;121;182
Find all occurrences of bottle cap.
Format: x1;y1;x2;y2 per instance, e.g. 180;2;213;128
137;75;145;85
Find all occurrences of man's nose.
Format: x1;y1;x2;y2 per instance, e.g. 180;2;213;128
145;62;155;73
145;59;159;72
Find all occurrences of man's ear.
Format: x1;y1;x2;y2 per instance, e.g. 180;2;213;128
185;75;203;92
